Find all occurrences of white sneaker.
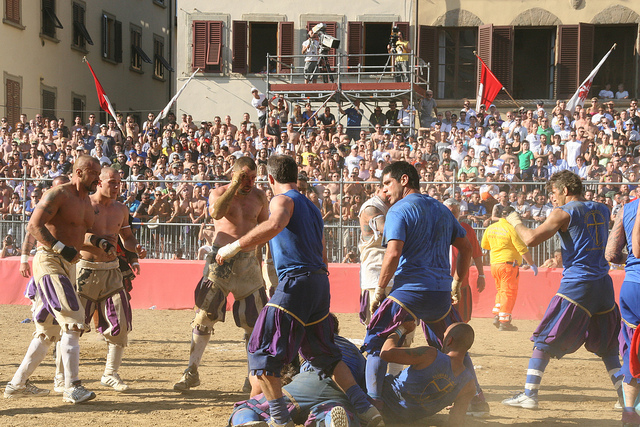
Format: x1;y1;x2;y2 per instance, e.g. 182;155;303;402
62;382;96;404
327;406;349;427
53;373;65;393
101;373;130;392
502;391;538;409
4;380;50;398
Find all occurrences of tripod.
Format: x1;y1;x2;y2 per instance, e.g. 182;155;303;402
318;49;335;83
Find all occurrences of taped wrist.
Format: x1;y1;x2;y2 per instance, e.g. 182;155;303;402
52;240;77;262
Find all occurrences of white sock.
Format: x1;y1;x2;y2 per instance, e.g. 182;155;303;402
187;330;211;369
10;336;52;386
55;340;63;377
60;331;81;389
104;343;124;376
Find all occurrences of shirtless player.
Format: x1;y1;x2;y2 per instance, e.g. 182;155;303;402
4;155;106;403
173;157;268;392
75;167;146;391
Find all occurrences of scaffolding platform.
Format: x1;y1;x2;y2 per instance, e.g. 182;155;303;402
268;82;426;104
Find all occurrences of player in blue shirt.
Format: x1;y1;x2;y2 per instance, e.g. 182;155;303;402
503;170;622;410
361;161;477;405
217;155;382;427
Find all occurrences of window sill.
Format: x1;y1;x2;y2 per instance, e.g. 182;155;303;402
3;19;25;30
71;44;89;54
130;67;144;75
39;33;60;43
152;74;166;82
102;56;118;65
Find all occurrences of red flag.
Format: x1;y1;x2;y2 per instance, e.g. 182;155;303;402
85;59;122;133
475;56;504;111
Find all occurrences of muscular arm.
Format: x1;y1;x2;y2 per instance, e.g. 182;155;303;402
452;236;472;282
359;205;384;240
21;232;37;255
380;322;436;368
472;254;485;292
26;188;63;248
513;208;569;247
376;239;403;289
211;180;241;220
606;208;627;264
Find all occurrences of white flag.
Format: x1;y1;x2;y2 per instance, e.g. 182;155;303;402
153;68;200;127
567;44;616;114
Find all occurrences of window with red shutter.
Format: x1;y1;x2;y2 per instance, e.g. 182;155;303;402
6;0;21;25
278;21;294;73
5;79;20;128
192;20;223;73
347;21;363;70
232;20;248;74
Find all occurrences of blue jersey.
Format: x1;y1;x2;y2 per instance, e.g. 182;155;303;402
270;189;325;280
557;201;610;286
623;199;640;283
344;107;362;129
382;351;474;421
383;193;466;292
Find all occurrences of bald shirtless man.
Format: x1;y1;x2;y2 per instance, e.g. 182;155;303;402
75;167;146;392
4;156;106;404
173;157;268;392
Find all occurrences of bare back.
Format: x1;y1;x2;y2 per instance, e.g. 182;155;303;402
209;184;268;249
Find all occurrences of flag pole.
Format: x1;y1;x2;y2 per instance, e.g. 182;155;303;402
473;51;521;109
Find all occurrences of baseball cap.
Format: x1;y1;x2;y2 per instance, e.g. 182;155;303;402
251;87;258;93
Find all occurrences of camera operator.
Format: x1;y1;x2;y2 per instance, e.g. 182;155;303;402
302;31;320;84
1;234;18;258
387;30;411;82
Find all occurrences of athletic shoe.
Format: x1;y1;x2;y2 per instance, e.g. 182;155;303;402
101;373;130;392
498;322;518;332
358;405;385;426
327;405;349;427
4;380;50;398
232;422;268;427
242;376;252;393
492;315;500;328
53;373;65;393
502;391;538;409
173;367;200;391
62;381;96;404
466;399;490;417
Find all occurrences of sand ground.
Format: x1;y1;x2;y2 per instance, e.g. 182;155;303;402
0;305;622;426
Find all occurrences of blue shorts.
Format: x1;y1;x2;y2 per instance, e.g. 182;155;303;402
248;270;342;377
532;278;621;359
362;290;452;355
619;280;640;383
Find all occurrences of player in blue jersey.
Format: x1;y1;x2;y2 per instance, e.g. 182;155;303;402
360;161;483;411
379;321;477;425
216;155;382;427
605;197;640;426
502;170;622;410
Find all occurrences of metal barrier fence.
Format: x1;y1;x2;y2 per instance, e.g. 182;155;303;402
0;175;617;263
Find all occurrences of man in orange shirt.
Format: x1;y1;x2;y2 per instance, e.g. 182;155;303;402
481;206;537;331
444;198;486;323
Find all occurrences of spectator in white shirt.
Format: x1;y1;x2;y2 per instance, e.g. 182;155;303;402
616;83;629;99
599;83;614;99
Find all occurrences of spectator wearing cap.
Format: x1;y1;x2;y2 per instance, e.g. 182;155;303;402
250;87;268;129
344;144;363;173
469;133;489;157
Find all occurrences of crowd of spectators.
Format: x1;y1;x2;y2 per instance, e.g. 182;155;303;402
1;85;639;260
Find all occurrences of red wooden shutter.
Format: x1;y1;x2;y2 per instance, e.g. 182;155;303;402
347;21;363;69
278;21;294;73
206;21;223;66
6;79;20;128
7;0;20;24
578;23;594;84
418;25;437;88
192;21;207;70
232;20;248;74
492;26;514;95
556;25;579;99
477;24;493;87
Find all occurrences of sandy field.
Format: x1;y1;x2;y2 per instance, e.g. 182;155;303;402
0;304;623;426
